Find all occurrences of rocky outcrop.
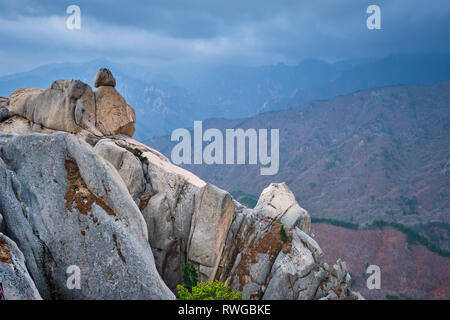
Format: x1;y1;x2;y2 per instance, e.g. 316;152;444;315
187;184;235;282
253;183;311;233
93;138;145;202
94;136;232;291
216;183;358;300
262;229;356;300
0;70;361;300
4;69;135;139
0;233;42;300
8;82;97;135
95;86;136;136
0;132;173;300
0;115;56;135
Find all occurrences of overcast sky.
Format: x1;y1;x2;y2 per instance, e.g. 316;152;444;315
0;0;449;76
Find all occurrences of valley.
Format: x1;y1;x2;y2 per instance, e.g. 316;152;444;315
149;81;450;251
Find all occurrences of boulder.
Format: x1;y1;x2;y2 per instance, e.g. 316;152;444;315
314;259;357;300
219;211;290;299
8;81;98;134
219;183;307;299
253;183;310;233
219;183;361;300
137;144;202;291
95;86;136;137
187;184;235;281
94;138;145;202
0;115;103;148
130;137;235;286
0;132;174;300
263;228;324;300
94;68;116;88
100;137;236;290
4;72;134;138
106;137;226;290
0;233;42;300
142;191;183;291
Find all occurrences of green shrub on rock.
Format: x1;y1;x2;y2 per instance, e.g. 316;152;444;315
177;281;242;300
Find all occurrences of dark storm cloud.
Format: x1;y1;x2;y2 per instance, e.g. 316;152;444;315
0;0;449;75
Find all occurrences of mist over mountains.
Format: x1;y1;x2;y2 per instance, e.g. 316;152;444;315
1;53;450;141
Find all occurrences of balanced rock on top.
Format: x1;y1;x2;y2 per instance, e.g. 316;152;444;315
94;68;116;88
93;68;136;137
3;68;136;138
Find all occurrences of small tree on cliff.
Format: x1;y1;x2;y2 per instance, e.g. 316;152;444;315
181;262;199;291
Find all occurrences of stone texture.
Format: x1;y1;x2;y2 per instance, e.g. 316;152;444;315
0;115;56;134
0;97;8;107
95;137;237;291
8;81;99;134
0;128;361;300
3;76;136;139
187;184;235;281
142;191;182;291
263;228;323;300
94;68;116;88
95;86;136;136
218;183;306;299
0;132;174;300
314;259;356;300
253;183;310;233
0;97;9;122
0;233;42;300
94;138;145;202
219;183;361;300
105;137;216;291
0;212;4;233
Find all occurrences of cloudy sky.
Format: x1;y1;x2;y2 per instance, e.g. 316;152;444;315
0;0;449;76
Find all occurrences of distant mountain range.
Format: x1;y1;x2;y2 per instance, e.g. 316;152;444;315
148;81;450;250
1;53;450;140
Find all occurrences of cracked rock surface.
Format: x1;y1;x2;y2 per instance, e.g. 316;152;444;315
0;133;173;300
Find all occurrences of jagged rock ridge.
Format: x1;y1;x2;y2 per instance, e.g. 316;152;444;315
0;69;362;300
